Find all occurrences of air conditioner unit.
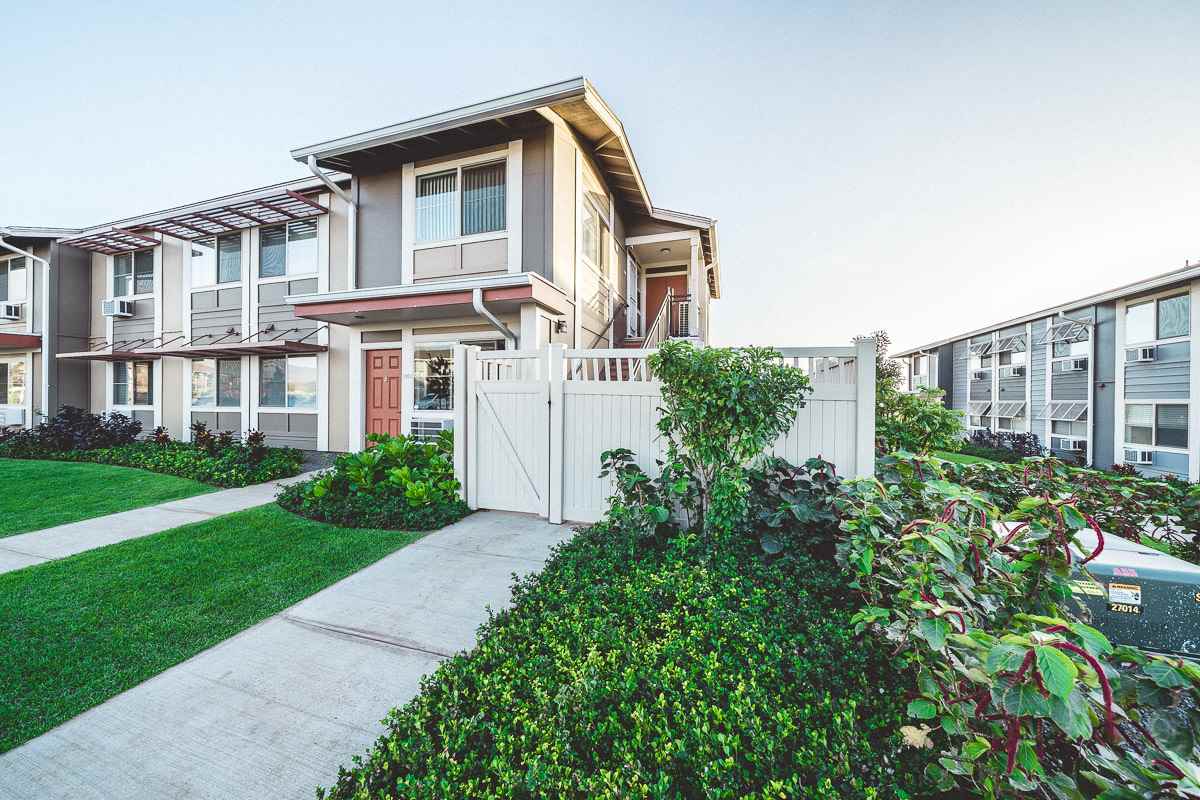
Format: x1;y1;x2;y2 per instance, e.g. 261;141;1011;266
1067;358;1088;372
999;365;1025;379
1123;448;1154;465
0;407;25;426
972;370;988;381
1065;438;1088;452
102;299;134;318
1128;346;1156;363
0;303;21;321
410;418;453;443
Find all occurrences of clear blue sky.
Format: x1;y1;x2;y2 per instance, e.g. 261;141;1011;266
5;1;1200;352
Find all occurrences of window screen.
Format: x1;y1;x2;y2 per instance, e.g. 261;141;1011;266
1157;294;1190;340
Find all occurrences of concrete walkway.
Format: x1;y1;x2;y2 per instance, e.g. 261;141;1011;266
0;472;316;574
0;511;569;800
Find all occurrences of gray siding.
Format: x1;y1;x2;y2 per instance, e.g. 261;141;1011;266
355;170;404;289
936;343;955;404
258;279;318;340
1124;341;1190;400
191;411;243;433
191;288;242;342
1030;319;1048;443
132;410;154;431
1135;449;1189;480
1050;362;1088;401
522;124;552;281
952;340;968;413
1092;301;1117;468
112;299;154;346
258;411;317;450
50;243;93;413
997;376;1025;401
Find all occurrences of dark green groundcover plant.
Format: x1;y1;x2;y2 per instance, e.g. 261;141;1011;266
318;523;935;799
278;431;469;531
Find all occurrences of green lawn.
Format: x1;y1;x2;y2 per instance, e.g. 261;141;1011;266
0;504;421;753
933;449;993;465
0;459;213;537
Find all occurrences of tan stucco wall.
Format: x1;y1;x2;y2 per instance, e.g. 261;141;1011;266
327;193;351;451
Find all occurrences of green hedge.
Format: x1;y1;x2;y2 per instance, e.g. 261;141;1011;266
37;441;302;488
319;525;932;799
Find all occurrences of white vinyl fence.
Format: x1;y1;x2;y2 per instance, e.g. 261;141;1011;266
452;340;876;524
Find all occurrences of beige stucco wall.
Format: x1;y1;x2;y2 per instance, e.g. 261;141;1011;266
327;193;351;452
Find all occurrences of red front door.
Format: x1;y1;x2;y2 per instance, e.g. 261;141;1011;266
365;349;403;437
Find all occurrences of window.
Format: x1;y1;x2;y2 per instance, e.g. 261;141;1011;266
113;361;153;406
0;257;26;303
415;161;506;243
260;219;318;278
998;350;1026;367
969;415;986;428
259;355;317;409
1126;294;1190;344
191;358;241;407
1052;340;1089;358
217;234;241;283
912;355;926;375
997;417;1012;431
414;347;453;411
191;238;217;286
0;359;25;405
1052;420;1087;437
113;250;154;297
581;202;603;268
1125;403;1188;449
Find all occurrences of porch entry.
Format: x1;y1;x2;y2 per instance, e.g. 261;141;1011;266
365;350;403;436
453;341;878;524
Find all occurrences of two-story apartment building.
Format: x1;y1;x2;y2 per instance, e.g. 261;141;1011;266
1;78;721;453
895;263;1200;480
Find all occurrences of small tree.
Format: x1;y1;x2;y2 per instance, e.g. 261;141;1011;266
648;341;812;535
862;330;963;455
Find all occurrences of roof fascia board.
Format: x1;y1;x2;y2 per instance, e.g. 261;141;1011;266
893;263;1200;357
0;226;82;239
290;77;587;162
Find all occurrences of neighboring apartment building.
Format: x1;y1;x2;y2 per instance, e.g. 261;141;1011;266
894;263;1200;480
0;78;721;453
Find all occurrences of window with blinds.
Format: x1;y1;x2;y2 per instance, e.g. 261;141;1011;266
416;171;457;242
461;162;505;235
260;219;317;278
415;160;507;243
1157;404;1189;448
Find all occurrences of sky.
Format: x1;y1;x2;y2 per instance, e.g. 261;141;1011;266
4;1;1200;353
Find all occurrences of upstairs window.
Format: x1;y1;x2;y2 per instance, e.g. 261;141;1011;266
415;161;506;243
217;234;242;283
190;238;217;286
0;257;26;303
260;219;318;278
1126;293;1190;344
113;250;154;297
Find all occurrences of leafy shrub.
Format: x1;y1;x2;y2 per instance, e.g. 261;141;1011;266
278;431;468;531
318;523;934;799
0;405;141;456
52;439;302;487
957;441;1024;463
836;453;1200;797
648;341;811;535
865;331;964;455
965;428;1043;459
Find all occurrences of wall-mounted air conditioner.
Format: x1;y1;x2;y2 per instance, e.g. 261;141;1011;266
0;408;25;426
0;303;22;321
1123;448;1154;465
1067;358;1088;372
971;370;988;381
1128;346;1156;363
999;365;1025;379
102;299;134;318
410;417;453;442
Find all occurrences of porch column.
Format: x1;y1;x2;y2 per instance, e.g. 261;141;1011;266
689;235;701;339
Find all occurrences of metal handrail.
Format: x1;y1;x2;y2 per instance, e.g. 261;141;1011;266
642;293;673;349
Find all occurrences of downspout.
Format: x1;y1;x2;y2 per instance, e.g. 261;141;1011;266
305;156;356;289
472;288;518;346
0;235;51;424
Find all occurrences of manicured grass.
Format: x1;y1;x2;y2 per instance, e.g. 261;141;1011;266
0;459;213;537
934;449;993;465
0;504;421;753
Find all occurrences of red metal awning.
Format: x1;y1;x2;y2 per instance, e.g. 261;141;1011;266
146;340;327;359
0;333;41;350
61;190;328;254
57;348;161;362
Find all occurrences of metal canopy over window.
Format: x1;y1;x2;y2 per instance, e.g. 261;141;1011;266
60;228;159;256
146;324;329;359
1043;401;1089;421
969;340;994;356
1037;320;1091;345
994;401;1026;418
996;334;1027;353
61;191;328;254
968;401;992;416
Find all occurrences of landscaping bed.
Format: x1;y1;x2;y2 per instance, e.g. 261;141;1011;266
0;504;420;754
0;459;212;537
278;431;469;531
0;407;302;487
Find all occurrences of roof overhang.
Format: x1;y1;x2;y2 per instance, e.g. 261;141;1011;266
636;208;721;298
0;227;81;241
0;333;41;351
287;273;572;326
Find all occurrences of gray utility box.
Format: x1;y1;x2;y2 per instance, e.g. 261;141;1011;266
1069;530;1200;658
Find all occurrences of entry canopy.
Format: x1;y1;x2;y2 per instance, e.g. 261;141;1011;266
0;332;41;350
61;191;328;254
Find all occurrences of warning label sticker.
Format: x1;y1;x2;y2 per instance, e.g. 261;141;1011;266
1109;583;1142;606
1070;579;1104;596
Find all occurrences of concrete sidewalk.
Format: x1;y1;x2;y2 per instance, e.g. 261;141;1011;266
0;472;316;575
0;511;569;800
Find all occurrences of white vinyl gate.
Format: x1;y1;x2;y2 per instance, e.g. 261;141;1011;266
453;340;877;524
